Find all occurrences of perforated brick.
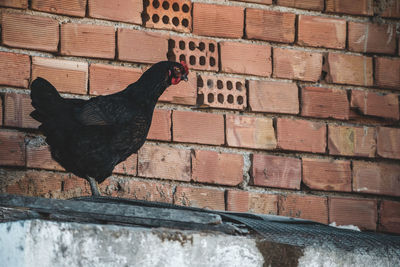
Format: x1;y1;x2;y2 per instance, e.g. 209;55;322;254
197;75;247;110
143;0;191;33
168;37;218;71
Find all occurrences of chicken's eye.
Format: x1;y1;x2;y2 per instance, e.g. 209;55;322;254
174;67;181;75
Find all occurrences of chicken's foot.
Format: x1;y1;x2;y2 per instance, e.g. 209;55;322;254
86;176;101;196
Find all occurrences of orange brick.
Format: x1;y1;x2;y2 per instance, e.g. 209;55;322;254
174;186;225;210
159;71;197;105
353;161;400;197
273;48;322;82
2;13;59;52
220;42;271;77
246;9;295;43
226;115;276;150
147;109;171;141
239;0;272;4
193;3;244;38
0;0;28;8
89;64;142;96
227;190;278;214
377;127;400;159
32;0;86;17
303;158;351;192
328;125;376;157
374;57;400;89
351;90;399;120
172;111;224;145
348;22;396;54
277;118;326;153
0;97;2;126
0;130;25;166
4;93;39;129
298;15;346;49
26;142;64;171
325;53;373;86
138;144;191;181
113;153;137;176
279;195;328;224
192;150;243;186
61;23;115;59
32;57;88;95
88;0;142;24
249;80;299;114
381;2;400;18
325;0;373;16
379;200;400;234
277;0;323;11
0;52;30;88
301;87;349;120
252;154;301;189
329;197;377;230
118;29;168;64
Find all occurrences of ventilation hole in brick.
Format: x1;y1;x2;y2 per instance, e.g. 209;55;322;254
217;80;223;89
162;1;169;9
179;41;185;50
208;93;214;103
199;56;206;65
209;43;215;52
152;14;159;23
144;0;150;6
172;2;179;11
152;0;160;8
197;76;204;88
182;19;189;28
236;82;243;91
227;94;234;104
207;79;214;88
162;15;169;24
197;93;204;105
198;42;205;51
217;94;224;103
172;17;179;26
209;57;216;66
182;4;189;13
189;55;196;65
189;41;196;51
142;12;150;22
237;96;244;105
227;81;233;90
179;54;186;62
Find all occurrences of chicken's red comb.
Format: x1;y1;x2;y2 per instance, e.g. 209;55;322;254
180;61;189;74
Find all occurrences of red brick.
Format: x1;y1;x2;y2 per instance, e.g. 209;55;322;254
61;174;91;198
298;15;346;49
329;197;377;230
32;0;86;17
277;118;326;153
374;57;400;89
0;0;27;8
279;195;328;224
227;190;278;214
138;144;191;181
377;127;400;159
226;115;276;150
0;52;30;88
0;97;2;126
328;125;376;157
113;153;137;176
61;23;115;59
174;186;225;210
193;3;244;39
2;13;59;52
381;2;400;18
88;0;142;24
192;150;243;186
238;0;272;5
249;80;299;114
26;141;64;171
147;109;171;141
302;87;349;120
118;29;168;64
277;0;323;11
172;111;224;145
252;154;301;189
32;57;88;95
353;161;400;197
0;130;25;166
220;42;271;77
159;71;197;106
325;0;373;16
348;22;396;54
273;48;322;82
303;158;351;192
89;64;142;96
379;200;400;234
4;93;39;129
325;53;373;86
351;90;399;120
246;9;295;43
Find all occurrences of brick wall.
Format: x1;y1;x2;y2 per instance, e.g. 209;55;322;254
0;0;399;234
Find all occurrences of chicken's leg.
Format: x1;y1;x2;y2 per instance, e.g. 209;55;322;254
86;176;101;196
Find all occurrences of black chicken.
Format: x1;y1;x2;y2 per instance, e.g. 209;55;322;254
30;61;189;196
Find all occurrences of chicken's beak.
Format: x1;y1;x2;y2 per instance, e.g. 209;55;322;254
182;74;188;82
